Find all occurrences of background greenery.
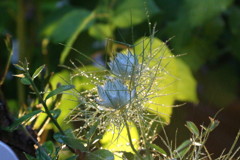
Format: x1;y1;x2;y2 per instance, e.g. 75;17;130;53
0;0;240;158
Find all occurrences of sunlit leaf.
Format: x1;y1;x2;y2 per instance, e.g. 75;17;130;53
149;144;167;157
45;85;75;100
32;65;45;80
134;37;197;123
101;122;139;154
13;64;25;71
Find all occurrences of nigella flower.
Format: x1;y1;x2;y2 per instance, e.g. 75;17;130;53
109;52;139;78
97;79;135;109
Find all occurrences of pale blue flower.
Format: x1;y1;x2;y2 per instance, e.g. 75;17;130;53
97;79;135;109
109;52;139;78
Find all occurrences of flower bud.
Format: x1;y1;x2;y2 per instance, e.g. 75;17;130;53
97;79;135;109
109;52;139;78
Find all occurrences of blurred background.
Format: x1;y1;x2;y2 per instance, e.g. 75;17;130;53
0;0;240;158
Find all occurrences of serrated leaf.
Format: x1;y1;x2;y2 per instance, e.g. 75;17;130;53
32;65;45;80
5;110;42;131
13;64;25;71
149;144;167;157
20;77;31;85
45;85;75;100
54;132;86;151
85;149;114;160
186;121;199;136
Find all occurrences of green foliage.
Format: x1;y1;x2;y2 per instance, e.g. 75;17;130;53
42;8;93;43
3;110;42;131
45;85;75;100
54;130;86;151
32;65;46;80
1;0;240;159
111;0;160;28
134;37;197;123
85;149;114;160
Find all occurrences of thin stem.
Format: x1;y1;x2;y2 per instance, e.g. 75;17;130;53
26;73;64;134
17;0;27;107
25;72;75;153
122;113;143;160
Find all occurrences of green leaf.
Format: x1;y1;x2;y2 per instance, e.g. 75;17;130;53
66;155;79;160
134;37;198;123
20;77;31;85
54;132;86;151
5;110;42;131
209;117;220;132
43;9;92;43
50;109;61;119
32;65;45;80
13;64;25;71
184;0;233;27
185;121;199;136
24;153;37;160
45;85;75;100
122;152;135;160
89;23;113;40
175;140;191;153
85;149;114;160
149;144;167;157
42;141;55;156
101;122;139;153
112;0;160;28
60;11;95;64
174;59;198;103
86;121;99;139
36;147;52;160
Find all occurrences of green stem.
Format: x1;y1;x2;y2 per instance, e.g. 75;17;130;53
17;0;27;107
26;73;64;134
25;73;75;153
122;114;143;160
